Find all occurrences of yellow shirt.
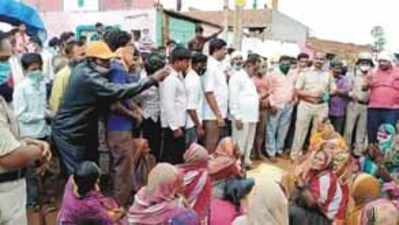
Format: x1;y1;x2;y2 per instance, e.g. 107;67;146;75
49;66;71;112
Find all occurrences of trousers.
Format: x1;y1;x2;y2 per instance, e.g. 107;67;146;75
203;120;222;154
232;121;257;165
161;128;186;164
344;102;367;154
291;102;328;159
107;132;134;206
367;108;399;144
266;104;293;156
0;179;27;225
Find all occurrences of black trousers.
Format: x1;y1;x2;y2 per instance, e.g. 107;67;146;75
161;128;186;165
329;115;345;135
142;118;162;162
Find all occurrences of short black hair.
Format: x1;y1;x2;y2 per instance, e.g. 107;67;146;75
21;53;43;70
103;29;132;52
30;36;42;48
73;161;101;199
191;52;207;65
144;52;166;75
297;53;310;60
209;38;227;55
6;28;19;38
60;32;75;44
279;55;291;63
95;22;104;28
246;53;261;65
48;37;60;48
170;47;191;63
64;40;85;56
195;25;204;33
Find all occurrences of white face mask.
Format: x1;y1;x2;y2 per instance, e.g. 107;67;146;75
359;65;370;73
233;64;242;71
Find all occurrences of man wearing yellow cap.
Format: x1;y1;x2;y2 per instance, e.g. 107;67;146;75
51;41;169;176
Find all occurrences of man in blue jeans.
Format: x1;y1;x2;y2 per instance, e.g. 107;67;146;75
265;56;296;162
364;51;399;143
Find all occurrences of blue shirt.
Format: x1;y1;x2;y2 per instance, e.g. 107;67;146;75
106;62;139;132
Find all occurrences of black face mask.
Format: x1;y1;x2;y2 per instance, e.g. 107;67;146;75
196;66;207;75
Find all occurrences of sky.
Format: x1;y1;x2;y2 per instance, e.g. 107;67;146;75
160;0;399;50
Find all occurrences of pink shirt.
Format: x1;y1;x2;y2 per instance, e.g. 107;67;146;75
368;68;399;109
266;69;295;109
252;76;268;96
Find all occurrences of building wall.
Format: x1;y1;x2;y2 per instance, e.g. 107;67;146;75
22;0;154;12
270;10;308;43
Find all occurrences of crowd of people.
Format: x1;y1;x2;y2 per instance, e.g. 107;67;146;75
0;21;398;225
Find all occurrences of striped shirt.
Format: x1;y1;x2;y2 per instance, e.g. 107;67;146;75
309;171;349;220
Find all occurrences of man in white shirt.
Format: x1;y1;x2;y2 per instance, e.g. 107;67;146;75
159;47;191;164
202;39;228;153
185;52;207;147
229;54;261;168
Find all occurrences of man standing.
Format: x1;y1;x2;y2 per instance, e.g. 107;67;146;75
0;31;51;225
265;56;295;162
13;53;51;209
229;54;260;168
202;38;228;153
185;52;207;147
103;30;138;206
364;52;399;144
328;60;352;134
291;52;336;160
188;25;223;53
159;47;191;164
52;41;168;176
345;53;373;155
49;40;86;112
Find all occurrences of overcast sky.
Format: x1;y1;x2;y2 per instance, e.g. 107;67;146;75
161;0;399;50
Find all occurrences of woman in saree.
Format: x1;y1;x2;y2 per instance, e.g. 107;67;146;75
346;173;399;225
128;163;200;225
208;137;243;199
290;149;349;225
178;143;212;224
360;124;399;182
57;161;126;225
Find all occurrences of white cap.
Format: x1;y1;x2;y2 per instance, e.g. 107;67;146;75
358;52;373;61
231;51;244;60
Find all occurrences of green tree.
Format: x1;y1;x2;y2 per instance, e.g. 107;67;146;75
371;25;386;53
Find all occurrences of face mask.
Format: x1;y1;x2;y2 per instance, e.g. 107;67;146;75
197;66;207;75
279;64;290;75
27;70;44;83
233;64;242;71
0;62;11;85
359;65;370;73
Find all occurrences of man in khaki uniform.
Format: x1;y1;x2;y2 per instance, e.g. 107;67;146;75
0;31;51;225
344;53;373;155
291;52;336;160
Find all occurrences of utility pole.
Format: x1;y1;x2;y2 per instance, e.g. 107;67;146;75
234;0;245;50
177;0;182;11
223;0;229;41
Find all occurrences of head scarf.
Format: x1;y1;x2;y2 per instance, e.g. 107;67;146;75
377;123;396;155
351;173;381;207
246;178;289;225
209;138;242;181
128;163;184;225
183;143;209;164
311;149;333;172
178;144;212;221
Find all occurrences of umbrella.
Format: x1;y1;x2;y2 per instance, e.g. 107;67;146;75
0;0;46;37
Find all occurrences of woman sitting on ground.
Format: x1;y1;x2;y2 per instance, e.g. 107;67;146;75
290;149;349;225
178;143;212;224
57;161;126;225
210;178;255;225
360;124;399;182
346;173;399;225
128;163;200;225
208;137;243;199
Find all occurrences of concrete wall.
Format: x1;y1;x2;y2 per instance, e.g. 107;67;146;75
270;10;308;44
